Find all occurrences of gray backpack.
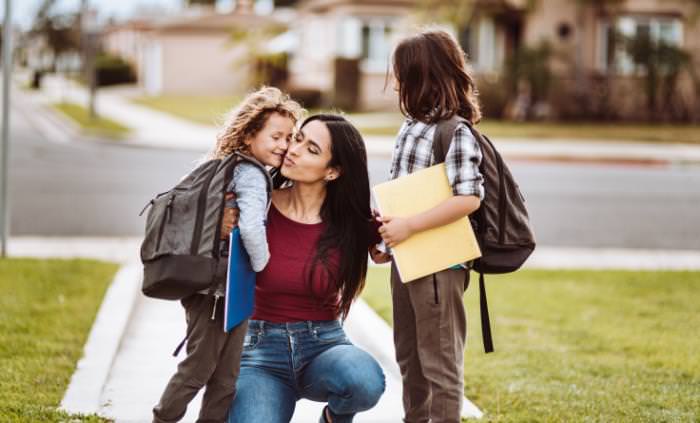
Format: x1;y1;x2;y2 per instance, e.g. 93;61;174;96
139;152;271;300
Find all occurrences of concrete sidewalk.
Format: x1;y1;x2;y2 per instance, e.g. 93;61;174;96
8;237;700;422
25;235;478;422
25;73;700;164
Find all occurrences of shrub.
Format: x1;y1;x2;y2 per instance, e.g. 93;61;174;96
94;53;136;86
287;87;323;109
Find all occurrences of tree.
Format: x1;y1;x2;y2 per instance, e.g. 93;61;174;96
30;0;80;70
625;31;691;120
415;0;476;32
186;0;217;6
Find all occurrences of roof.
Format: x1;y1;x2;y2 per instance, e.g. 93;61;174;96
150;10;278;33
104;10;279;36
300;0;416;13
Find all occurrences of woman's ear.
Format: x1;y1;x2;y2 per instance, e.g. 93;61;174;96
325;167;341;182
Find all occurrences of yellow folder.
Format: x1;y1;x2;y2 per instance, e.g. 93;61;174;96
373;163;481;283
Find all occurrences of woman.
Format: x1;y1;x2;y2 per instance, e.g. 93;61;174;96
223;114;386;423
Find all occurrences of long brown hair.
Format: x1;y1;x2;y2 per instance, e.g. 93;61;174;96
392;29;482;124
272;114;371;320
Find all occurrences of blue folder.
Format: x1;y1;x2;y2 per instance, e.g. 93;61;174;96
224;227;256;332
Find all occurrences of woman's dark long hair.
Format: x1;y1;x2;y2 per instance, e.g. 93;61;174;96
272;114;371;319
392;29;482;124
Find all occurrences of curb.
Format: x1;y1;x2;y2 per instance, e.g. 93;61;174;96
60;263;142;415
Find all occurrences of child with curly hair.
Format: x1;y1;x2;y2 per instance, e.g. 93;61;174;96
153;87;304;423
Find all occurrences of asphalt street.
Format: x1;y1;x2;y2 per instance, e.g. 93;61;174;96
6;99;700;250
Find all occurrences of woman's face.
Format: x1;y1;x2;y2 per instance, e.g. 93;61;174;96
281;120;339;184
245;112;295;168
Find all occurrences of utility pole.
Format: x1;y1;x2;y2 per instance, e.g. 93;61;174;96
1;0;12;258
80;0;97;118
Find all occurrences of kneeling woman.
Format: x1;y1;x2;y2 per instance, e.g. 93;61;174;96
226;114;386;423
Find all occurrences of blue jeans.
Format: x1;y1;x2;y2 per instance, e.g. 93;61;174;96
227;320;385;423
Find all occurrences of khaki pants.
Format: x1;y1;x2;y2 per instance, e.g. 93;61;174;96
391;263;469;423
153;294;248;423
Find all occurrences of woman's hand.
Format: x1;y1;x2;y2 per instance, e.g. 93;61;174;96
369;245;391;264
220;193;240;239
378;216;414;248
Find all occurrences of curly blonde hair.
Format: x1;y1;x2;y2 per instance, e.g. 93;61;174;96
210;87;305;160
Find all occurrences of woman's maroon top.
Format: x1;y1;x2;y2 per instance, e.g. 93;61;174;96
251;204;381;322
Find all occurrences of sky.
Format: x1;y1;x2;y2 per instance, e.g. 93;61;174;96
0;0;222;29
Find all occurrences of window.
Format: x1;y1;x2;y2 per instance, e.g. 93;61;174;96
461;16;501;72
360;19;394;72
597;16;683;74
336;16;394;72
476;17;497;72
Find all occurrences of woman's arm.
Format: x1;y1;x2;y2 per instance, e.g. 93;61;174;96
379;195;480;248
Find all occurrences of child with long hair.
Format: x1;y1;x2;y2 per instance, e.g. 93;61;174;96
152;87;303;423
378;29;485;423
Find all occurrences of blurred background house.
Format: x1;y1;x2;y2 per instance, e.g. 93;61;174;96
283;0;413;111
103;1;279;96
19;0;700;122
463;0;700;122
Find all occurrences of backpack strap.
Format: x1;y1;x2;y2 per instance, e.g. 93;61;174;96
432;115;467;164
433;115;491;165
479;272;494;353
232;151;274;212
433;116;496;354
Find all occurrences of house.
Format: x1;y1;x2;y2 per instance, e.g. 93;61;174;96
466;0;700;120
286;0;699;119
286;0;415;111
103;4;277;96
102;0;699;119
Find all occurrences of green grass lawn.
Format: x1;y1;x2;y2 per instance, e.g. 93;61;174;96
359;119;700;144
0;258;119;422
53;102;131;140
128;93;700;144
131;95;242;126
361;267;700;422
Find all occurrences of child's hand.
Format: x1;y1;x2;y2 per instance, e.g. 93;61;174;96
220;193;240;239
379;216;414;248
369;245;392;264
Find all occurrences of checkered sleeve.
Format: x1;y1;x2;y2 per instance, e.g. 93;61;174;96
444;123;484;200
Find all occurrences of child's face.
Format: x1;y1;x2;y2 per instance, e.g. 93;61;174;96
281;120;339;184
245;112;295;167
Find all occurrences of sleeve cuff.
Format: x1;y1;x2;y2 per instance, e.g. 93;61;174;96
452;181;484;200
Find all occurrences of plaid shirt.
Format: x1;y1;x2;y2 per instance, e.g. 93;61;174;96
390;119;484;200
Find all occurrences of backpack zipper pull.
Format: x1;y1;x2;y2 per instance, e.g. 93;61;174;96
211;295;219;320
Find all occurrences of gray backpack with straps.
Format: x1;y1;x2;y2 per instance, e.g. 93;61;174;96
434;116;536;353
139;152;272;300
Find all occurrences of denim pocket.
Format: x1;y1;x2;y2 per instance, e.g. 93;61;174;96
313;326;346;344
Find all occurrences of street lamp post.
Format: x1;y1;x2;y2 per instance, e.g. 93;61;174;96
1;0;12;258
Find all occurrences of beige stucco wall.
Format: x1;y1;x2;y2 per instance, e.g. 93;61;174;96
288;13;338;93
155;32;250;96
